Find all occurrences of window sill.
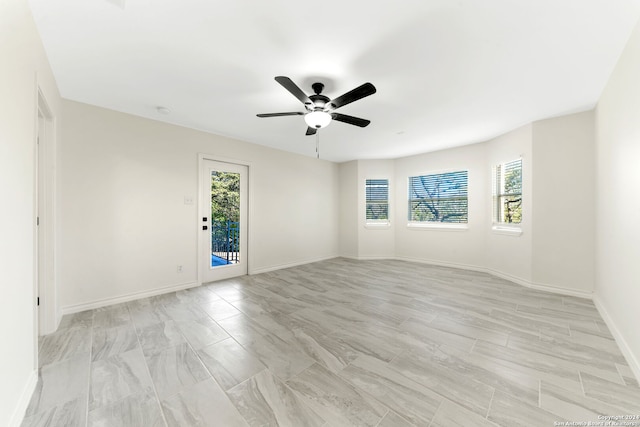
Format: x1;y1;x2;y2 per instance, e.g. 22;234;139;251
364;222;391;229
407;222;468;231
491;225;522;236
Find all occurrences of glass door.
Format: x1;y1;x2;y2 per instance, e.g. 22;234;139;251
201;159;248;282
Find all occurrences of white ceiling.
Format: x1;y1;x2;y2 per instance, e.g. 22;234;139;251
28;0;640;162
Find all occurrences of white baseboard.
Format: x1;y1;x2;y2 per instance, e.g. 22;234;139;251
249;255;337;275
523;279;593;299
55;308;63;333
60;281;199;315
593;295;640;385
394;256;594;299
9;370;37;427
39;305;61;336
341;255;397;261
486;268;594;299
483;267;532;288
59;254;337;317
395;255;487;274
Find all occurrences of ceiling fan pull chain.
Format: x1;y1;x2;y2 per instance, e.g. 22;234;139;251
316;131;320;159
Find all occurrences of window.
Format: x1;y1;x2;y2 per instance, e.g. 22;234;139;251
492;158;522;224
408;171;468;223
365;179;389;222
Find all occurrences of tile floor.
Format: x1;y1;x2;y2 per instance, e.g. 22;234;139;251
22;258;640;426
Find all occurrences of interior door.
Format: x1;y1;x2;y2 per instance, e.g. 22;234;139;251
200;159;248;283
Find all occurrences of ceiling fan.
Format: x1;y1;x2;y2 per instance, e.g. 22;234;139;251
257;76;377;136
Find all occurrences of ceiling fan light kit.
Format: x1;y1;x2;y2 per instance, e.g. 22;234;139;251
257;76;376;136
304;111;332;129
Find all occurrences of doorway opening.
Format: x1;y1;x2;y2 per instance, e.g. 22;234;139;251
200;158;248;283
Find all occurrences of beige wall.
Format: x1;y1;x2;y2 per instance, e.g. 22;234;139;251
0;0;62;425
532;111;595;294
59;100;339;310
338;161;359;257
357;160;396;259
392;125;535;284
394;143;489;270
339;159;396;260
485;124;533;283
341;117;595;299
595;17;640;381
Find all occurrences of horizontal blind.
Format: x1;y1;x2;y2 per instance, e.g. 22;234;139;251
365;179;389;221
408;171;468;223
498;159;522;195
493;158;522;224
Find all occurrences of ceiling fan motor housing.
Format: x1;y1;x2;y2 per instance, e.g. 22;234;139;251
308;83;330;111
308;94;330;111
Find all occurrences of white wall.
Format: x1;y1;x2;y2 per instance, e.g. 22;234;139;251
485;124;533;283
339;159;396;260
0;0;62;425
532;112;595;294
59;100;339;311
394;143;488;269
595;17;640;381
338;161;359;258
341;118;595;300
357;160;395;259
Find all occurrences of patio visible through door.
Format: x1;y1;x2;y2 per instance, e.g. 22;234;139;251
201;159;248;282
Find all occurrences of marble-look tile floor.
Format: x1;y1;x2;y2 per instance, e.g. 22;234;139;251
22;258;640;426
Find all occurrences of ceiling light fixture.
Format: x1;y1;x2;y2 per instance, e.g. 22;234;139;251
304;111;332;129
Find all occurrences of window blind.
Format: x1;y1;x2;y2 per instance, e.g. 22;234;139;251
408;171;468;223
365;179;389;221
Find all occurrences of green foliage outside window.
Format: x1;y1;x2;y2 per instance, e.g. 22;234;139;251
211;171;240;223
493;159;522;224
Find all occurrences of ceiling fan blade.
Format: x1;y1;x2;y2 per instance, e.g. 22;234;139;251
331;113;371;127
275;76;312;106
306;127;317;136
326;82;376;110
257;112;304;118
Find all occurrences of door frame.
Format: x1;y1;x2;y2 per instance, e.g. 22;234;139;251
197;153;252;285
34;88;57;342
